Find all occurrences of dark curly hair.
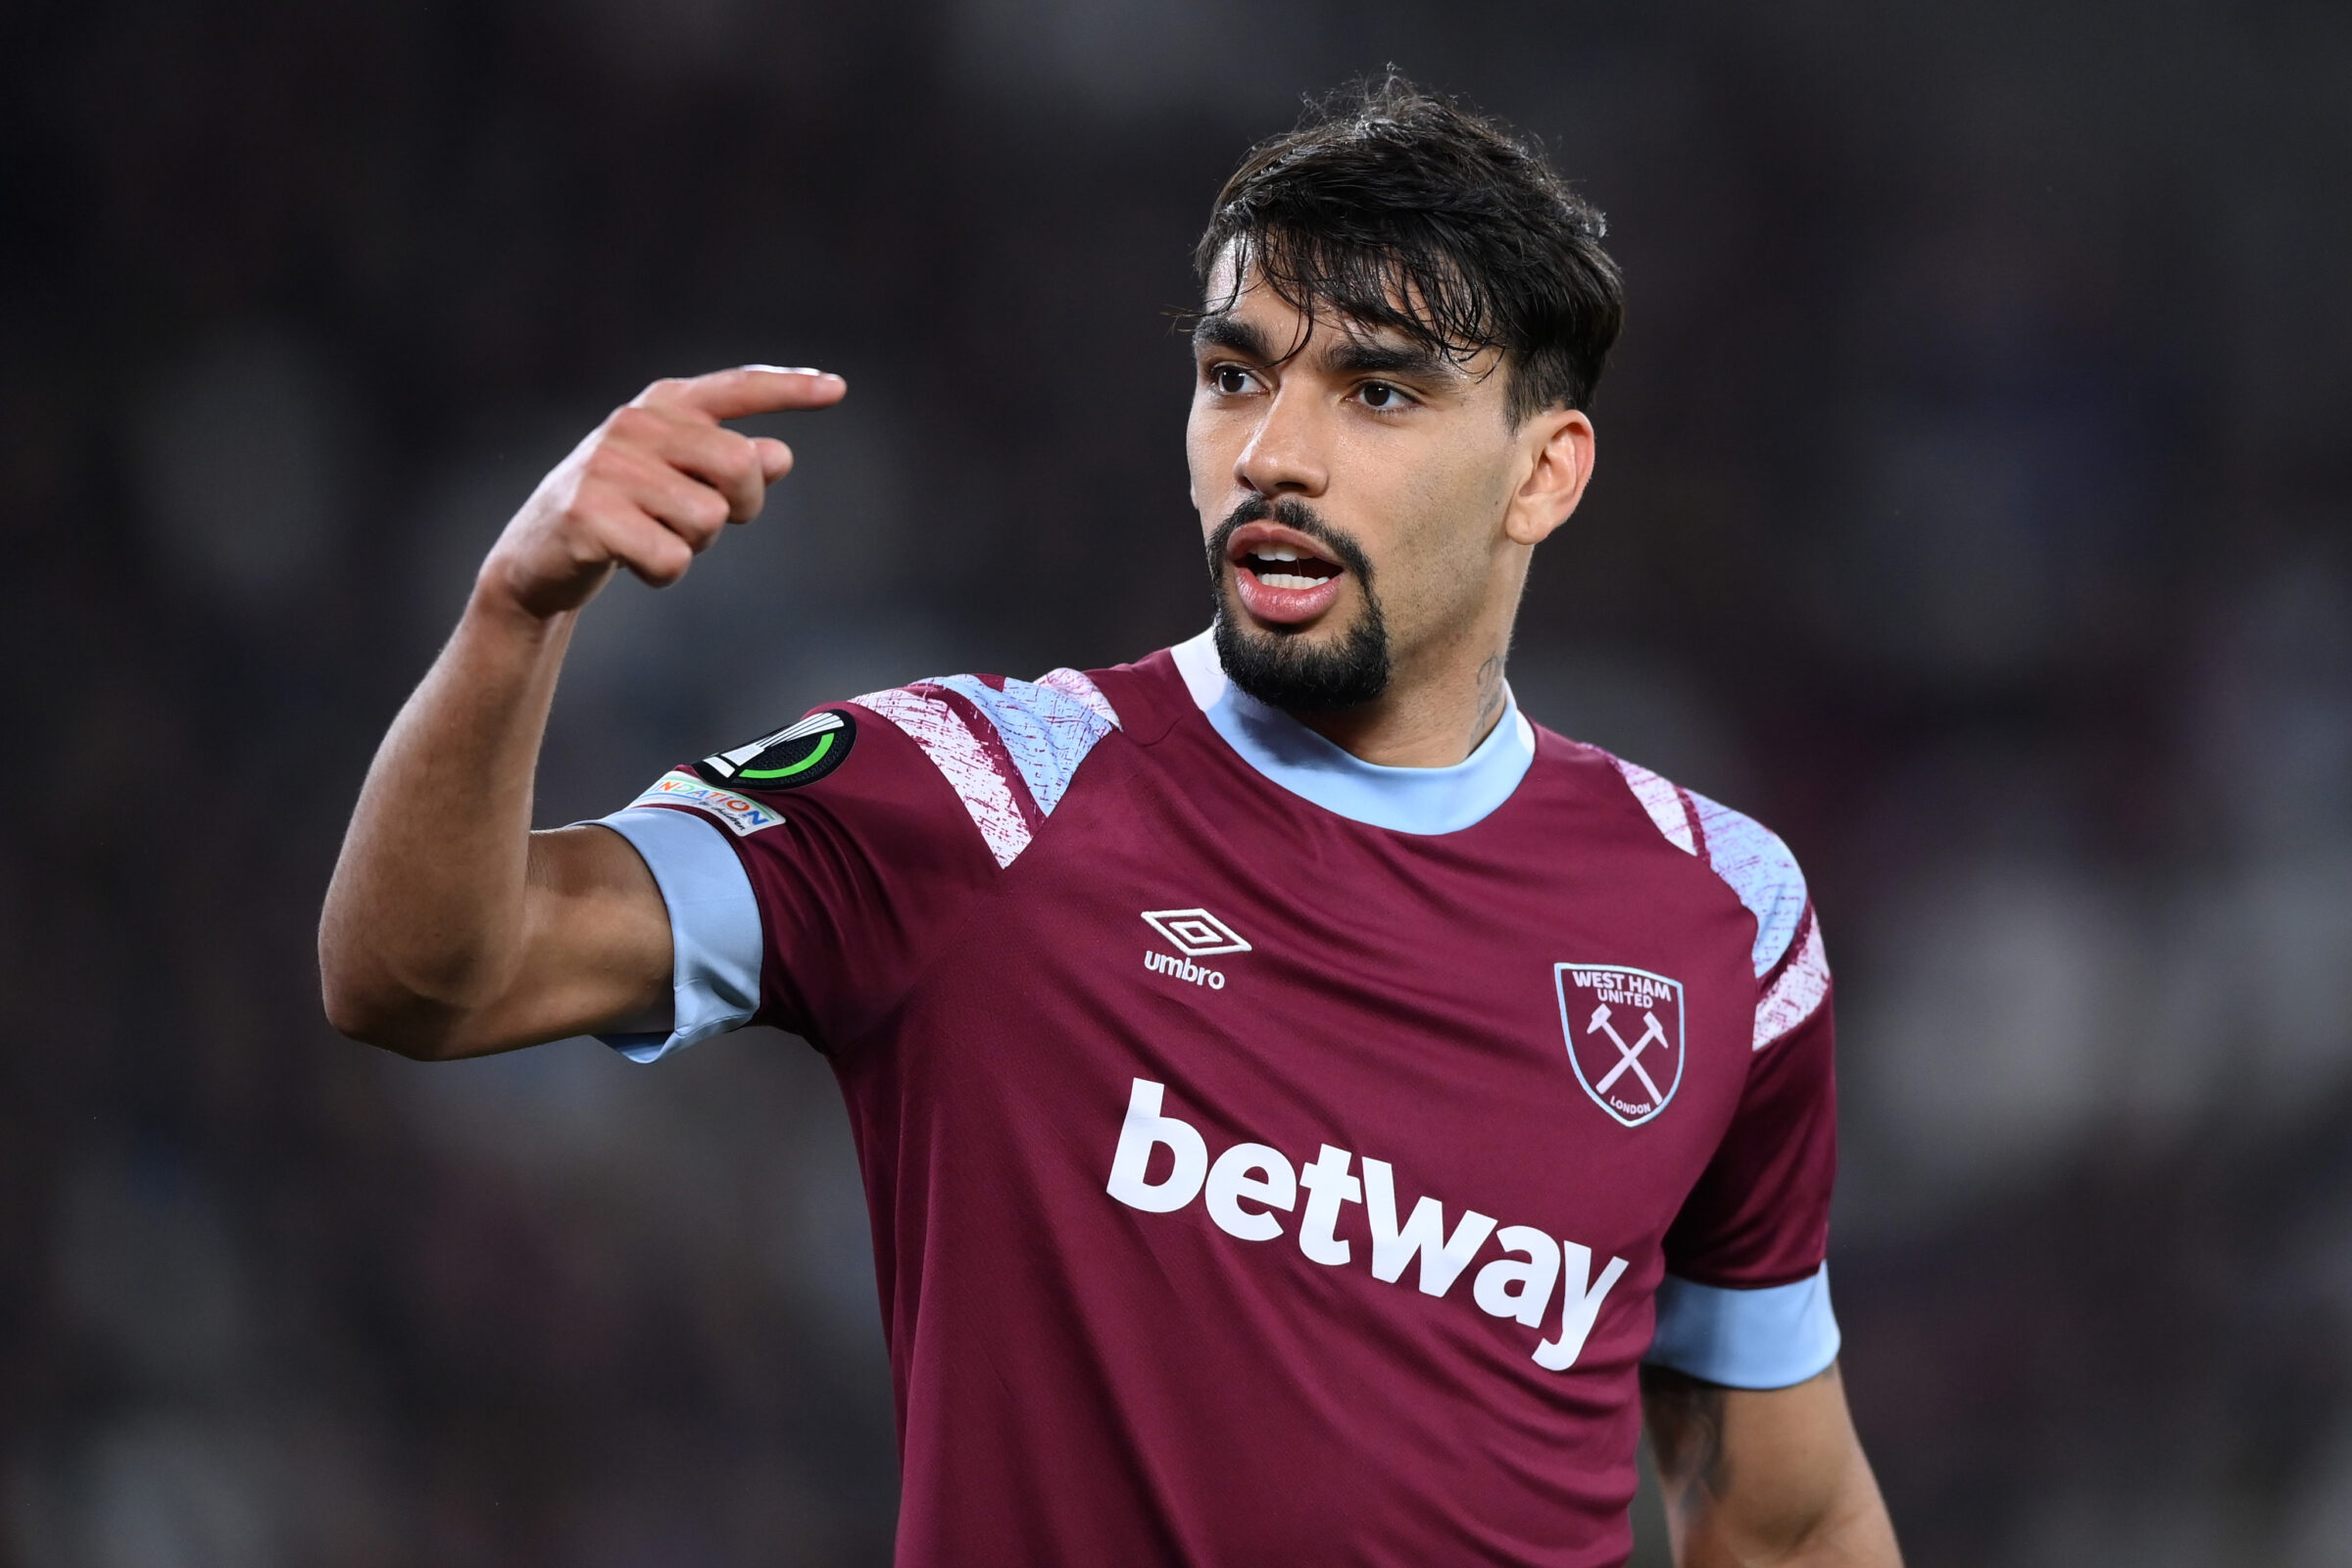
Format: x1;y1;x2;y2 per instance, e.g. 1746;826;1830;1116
1196;73;1624;423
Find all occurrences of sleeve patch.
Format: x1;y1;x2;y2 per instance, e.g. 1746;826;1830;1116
625;770;788;837
1753;909;1831;1050
694;709;853;791
854;669;1117;869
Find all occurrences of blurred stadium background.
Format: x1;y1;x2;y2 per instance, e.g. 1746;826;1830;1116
5;0;2351;1563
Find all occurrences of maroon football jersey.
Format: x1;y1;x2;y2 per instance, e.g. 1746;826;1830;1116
597;631;1839;1567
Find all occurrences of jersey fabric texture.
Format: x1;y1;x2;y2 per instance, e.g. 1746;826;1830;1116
596;630;1840;1568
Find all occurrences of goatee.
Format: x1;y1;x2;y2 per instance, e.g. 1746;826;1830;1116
1205;496;1391;712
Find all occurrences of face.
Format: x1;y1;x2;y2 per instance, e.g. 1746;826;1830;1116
1186;245;1593;714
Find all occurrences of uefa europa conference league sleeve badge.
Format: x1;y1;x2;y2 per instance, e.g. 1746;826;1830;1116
693;710;857;791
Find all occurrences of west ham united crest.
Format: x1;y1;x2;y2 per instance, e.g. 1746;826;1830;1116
1554;964;1686;1128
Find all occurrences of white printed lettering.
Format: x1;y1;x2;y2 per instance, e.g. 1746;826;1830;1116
1362;1158;1497;1298
1570;968;1670;1005
1533;1241;1630;1371
1099;1084;1627;1373
1204;1143;1296;1241
1104;1078;1208;1213
1472;1226;1561;1327
1144;950;1226;990
1295;1145;1361;1266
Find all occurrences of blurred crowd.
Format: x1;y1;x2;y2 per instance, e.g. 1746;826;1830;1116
4;0;2350;1563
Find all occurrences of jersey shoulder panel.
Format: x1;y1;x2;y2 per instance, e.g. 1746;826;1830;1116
1585;746;1832;1051
1079;646;1207;747
849;666;1121;868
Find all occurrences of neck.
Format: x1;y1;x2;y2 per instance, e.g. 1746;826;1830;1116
1289;640;1511;768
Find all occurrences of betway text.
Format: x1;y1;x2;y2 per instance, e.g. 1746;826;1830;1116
1105;1079;1628;1371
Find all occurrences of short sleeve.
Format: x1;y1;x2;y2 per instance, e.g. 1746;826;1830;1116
590;669;1121;1060
593;805;763;1062
1646;785;1842;1389
1648;974;1840;1387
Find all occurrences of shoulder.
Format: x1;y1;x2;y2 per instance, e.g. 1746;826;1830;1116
1540;728;1812;985
1576;740;1833;1047
845;665;1126;868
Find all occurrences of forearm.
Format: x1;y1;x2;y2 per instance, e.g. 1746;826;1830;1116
319;584;576;1050
318;367;840;1056
1665;1458;1897;1567
1644;1364;1901;1568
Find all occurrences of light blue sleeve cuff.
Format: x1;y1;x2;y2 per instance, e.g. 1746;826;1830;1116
590;807;763;1063
1644;1263;1841;1390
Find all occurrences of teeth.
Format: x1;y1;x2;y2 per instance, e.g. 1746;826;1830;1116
1260;572;1326;591
1262;548;1300;562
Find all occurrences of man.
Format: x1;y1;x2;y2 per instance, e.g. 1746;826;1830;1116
323;78;1901;1567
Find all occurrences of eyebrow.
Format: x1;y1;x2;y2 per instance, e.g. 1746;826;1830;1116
1318;335;1458;384
1191;313;1277;363
1194;312;1461;386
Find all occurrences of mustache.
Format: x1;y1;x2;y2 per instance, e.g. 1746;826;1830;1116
1203;495;1377;587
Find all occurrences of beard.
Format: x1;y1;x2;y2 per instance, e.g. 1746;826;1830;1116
1206;495;1392;712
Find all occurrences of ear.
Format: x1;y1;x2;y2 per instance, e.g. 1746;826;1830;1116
1504;409;1595;547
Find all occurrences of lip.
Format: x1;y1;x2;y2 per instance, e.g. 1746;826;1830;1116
1226;520;1348;627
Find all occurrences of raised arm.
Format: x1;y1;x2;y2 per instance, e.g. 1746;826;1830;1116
319;367;846;1059
1642;1362;1901;1568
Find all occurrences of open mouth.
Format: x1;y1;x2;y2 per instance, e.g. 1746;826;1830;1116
1241;547;1343;591
1227;521;1348;626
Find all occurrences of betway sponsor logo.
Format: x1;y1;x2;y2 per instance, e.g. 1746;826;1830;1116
1104;1079;1629;1372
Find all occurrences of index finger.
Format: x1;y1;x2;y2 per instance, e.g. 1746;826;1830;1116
639;366;849;421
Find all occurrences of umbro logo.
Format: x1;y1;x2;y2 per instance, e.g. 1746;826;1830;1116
1141;907;1251;957
1141;907;1250;991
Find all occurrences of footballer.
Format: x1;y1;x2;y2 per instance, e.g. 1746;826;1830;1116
323;78;1902;1567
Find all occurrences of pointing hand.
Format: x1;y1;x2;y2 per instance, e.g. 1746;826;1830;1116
477;366;847;620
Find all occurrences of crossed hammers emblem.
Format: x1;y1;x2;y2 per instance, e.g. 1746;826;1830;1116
1586;1004;1669;1104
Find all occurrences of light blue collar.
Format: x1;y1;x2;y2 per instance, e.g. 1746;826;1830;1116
1170;628;1535;836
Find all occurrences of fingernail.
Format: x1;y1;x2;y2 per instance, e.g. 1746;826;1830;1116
741;363;835;377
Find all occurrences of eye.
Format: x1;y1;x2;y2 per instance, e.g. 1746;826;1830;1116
1212;366;1254;396
1357;381;1408;410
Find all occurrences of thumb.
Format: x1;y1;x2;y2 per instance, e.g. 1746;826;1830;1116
753;437;794;483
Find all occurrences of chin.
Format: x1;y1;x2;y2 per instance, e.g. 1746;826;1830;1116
1213;595;1392;712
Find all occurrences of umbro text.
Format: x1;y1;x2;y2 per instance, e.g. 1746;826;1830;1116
1145;950;1226;989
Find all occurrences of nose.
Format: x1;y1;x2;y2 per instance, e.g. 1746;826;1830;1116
1233;384;1330;498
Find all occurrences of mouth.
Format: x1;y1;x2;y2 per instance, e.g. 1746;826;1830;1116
1226;520;1348;627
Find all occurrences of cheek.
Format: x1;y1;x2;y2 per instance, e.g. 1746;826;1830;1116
1392;452;1496;551
1185;402;1228;518
1376;453;1513;619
